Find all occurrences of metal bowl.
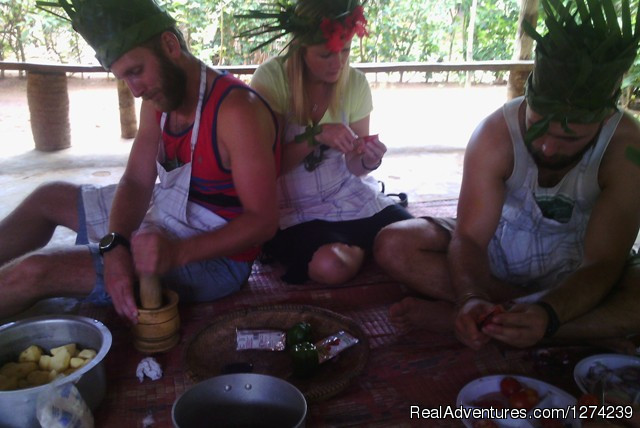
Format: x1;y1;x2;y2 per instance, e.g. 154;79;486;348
0;315;112;428
172;373;307;428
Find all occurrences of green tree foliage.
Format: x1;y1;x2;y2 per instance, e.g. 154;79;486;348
3;0;635;91
10;0;520;66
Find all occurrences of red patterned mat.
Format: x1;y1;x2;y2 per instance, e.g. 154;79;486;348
75;199;600;427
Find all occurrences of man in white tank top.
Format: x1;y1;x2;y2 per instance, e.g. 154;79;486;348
375;0;640;351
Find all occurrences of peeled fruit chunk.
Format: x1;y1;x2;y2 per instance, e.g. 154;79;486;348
77;349;97;360
26;370;52;387
0;374;18;391
51;343;77;357
0;361;37;379
70;357;88;369
39;355;52;371
19;345;43;363
49;348;71;372
0;343;96;390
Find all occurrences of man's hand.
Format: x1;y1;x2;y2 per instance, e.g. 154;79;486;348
482;303;547;348
103;246;138;324
315;123;358;153
131;228;177;277
454;298;496;349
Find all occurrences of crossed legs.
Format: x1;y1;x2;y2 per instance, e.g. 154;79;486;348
0;181;96;318
374;218;640;349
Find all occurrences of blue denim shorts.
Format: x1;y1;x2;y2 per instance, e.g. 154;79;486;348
76;186;251;305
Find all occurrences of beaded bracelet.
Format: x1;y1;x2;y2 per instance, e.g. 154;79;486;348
361;157;382;171
294;124;322;147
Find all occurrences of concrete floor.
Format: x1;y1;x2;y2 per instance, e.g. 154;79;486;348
3;76;498;245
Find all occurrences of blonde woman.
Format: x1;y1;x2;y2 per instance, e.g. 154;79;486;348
243;0;413;284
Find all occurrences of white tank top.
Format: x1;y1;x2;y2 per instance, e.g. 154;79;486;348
487;96;622;289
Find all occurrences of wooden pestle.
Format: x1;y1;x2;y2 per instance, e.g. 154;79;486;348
139;275;163;309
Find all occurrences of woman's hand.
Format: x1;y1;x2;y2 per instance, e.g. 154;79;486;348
359;134;386;169
315;123;358;153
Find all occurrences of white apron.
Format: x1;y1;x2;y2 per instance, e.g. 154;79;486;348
143;62;228;237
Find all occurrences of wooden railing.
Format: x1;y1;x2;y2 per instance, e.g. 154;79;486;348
0;60;533;75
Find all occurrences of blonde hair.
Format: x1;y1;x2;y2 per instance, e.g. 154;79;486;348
285;42;350;125
285;0;351;125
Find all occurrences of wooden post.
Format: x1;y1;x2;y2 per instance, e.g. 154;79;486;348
117;79;138;139
507;0;539;100
26;71;71;151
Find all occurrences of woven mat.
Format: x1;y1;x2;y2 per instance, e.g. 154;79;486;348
74;199;601;427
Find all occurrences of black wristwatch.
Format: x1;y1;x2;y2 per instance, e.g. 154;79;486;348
98;232;130;256
535;301;561;338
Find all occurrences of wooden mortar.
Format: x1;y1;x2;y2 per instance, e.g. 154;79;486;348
132;276;180;353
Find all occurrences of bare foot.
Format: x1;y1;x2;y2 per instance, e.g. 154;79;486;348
389;297;455;334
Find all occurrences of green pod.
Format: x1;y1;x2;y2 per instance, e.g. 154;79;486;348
291;341;319;378
286;322;312;348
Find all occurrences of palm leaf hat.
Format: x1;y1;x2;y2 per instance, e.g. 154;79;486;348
236;0;369;53
523;0;640;143
36;0;176;70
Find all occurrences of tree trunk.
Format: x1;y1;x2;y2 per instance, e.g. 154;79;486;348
117;79;138;139
465;0;478;87
507;0;539;99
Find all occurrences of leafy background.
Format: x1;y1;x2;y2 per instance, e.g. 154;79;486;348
1;0;639;105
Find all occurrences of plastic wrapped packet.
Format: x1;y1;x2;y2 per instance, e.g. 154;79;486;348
316;331;359;364
36;382;94;428
236;329;286;351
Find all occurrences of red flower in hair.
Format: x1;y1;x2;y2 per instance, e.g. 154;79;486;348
319;6;369;52
346;6;368;38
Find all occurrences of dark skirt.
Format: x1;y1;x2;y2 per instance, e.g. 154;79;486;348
262;204;413;283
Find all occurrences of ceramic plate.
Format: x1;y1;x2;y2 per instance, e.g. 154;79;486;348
574;353;640;402
456;375;578;428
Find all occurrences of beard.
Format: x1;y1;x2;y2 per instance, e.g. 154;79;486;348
529;150;586;170
153;50;187;112
528;135;598;171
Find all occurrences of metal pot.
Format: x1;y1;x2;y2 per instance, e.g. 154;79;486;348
0;315;112;428
172;373;307;428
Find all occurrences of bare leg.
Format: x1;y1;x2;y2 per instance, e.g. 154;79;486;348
308;243;365;285
374;218;454;300
0;246;95;318
555;262;640;348
374;218;529;332
0;182;81;265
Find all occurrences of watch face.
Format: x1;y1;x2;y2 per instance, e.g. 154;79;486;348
99;233;115;250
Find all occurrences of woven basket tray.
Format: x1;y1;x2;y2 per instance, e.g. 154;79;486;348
185;304;369;402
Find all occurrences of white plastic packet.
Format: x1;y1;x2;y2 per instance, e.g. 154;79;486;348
36;382;94;428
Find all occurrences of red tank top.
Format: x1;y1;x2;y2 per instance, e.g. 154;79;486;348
157;72;280;261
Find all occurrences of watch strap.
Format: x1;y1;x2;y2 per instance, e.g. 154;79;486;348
535;301;560;338
99;232;130;255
